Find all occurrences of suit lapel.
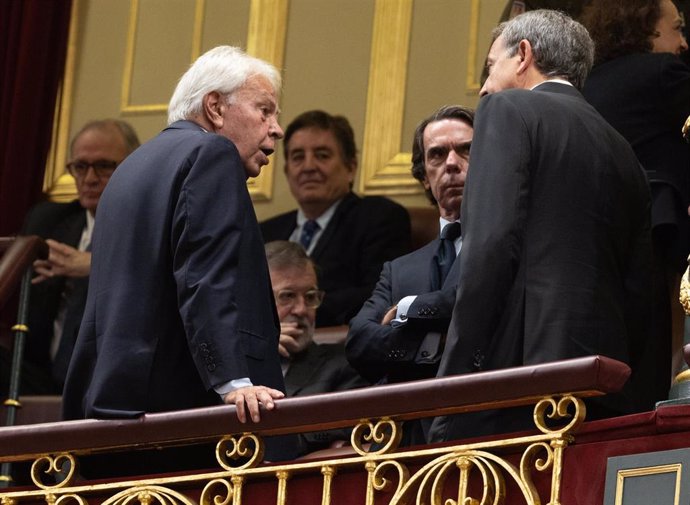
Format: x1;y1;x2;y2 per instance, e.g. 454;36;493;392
53;210;87;248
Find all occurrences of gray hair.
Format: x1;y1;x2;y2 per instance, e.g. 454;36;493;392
265;240;315;273
167;46;281;124
71;119;140;157
493;9;594;90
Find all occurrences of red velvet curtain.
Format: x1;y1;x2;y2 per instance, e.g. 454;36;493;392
0;0;72;236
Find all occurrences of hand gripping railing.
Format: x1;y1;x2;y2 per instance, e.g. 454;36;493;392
0;236;48;487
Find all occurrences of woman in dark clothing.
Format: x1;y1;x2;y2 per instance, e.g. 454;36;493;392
581;0;690;408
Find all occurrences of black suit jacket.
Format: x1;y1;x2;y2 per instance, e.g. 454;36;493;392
285;341;369;453
22;200;88;392
583;53;690;271
260;192;411;326
346;237;459;384
62;121;295;459
429;83;653;442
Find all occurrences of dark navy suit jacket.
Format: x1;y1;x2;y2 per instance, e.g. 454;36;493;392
347;237;459;384
63;121;294;459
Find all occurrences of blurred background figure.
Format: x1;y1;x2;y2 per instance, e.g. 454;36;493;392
581;0;690;403
261;110;411;327
266;240;369;453
21;119;139;394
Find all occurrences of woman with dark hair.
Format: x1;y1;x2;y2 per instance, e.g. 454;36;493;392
582;0;690;408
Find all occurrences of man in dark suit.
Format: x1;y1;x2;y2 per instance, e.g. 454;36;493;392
347;105;474;386
429;10;653;443
21;119;140;393
266;240;368;453
63;47;296;461
260;110;411;327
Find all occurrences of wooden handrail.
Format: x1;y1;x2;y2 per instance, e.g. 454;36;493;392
0;236;48;309
0;355;630;462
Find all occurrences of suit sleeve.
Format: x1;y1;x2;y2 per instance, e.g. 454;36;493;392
437;93;532;375
346;261;450;383
171;137;251;389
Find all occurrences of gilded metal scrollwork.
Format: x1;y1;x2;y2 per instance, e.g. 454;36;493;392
351;418;402;456
390;450;541;505
215;433;263;470
533;395;585;435
682;115;689;142
101;485;194;505
200;478;234;505
30;454;78;489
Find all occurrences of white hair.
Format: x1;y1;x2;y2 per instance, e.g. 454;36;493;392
167;46;281;125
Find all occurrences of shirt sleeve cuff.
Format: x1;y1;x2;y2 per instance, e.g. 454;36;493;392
214;377;253;398
391;295;417;327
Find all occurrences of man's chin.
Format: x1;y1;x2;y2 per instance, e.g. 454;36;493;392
244;161;263;178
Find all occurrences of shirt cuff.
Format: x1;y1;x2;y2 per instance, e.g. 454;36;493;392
391;295;417;327
214;377;253;399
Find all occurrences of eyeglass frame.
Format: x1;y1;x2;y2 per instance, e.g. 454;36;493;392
273;288;325;309
65;159;120;179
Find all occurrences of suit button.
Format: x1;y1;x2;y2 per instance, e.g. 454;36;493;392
421;350;429;358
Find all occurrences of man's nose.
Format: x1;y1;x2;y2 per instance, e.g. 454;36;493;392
83;166;100;183
271;117;284;139
290;296;308;315
445;151;463;171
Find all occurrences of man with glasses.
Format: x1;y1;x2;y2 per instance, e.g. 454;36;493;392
21;119;139;393
266;240;368;453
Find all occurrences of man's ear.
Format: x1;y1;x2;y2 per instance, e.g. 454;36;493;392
516;39;533;75
202;91;225;129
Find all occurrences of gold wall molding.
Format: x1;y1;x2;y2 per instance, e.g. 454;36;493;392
43;0;80;200
358;0;414;195
615;464;682;505
45;0;288;202
245;0;289;201
358;0;484;196
120;0;206;114
466;0;482;93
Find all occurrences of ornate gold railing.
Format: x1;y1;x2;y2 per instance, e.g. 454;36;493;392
0;355;630;505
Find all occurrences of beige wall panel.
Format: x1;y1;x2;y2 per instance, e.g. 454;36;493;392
49;0;507;220
127;0;197;106
254;0;376;221
203;0;250;48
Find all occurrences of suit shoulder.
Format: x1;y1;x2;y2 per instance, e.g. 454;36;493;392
260;210;297;241
23;200;83;235
355;196;410;221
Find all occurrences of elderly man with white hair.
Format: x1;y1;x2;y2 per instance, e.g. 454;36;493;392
63;47;291;459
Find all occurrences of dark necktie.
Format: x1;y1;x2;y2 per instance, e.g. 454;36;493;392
430;222;461;290
299;220;320;250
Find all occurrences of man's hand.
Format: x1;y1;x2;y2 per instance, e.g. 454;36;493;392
32;239;91;284
278;321;305;358
381;305;398;326
223;385;284;423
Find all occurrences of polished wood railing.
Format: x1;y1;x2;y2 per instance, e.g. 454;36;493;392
0;355;631;505
0;236;47;310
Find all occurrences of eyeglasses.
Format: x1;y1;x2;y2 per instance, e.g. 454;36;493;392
274;289;324;309
66;160;119;178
